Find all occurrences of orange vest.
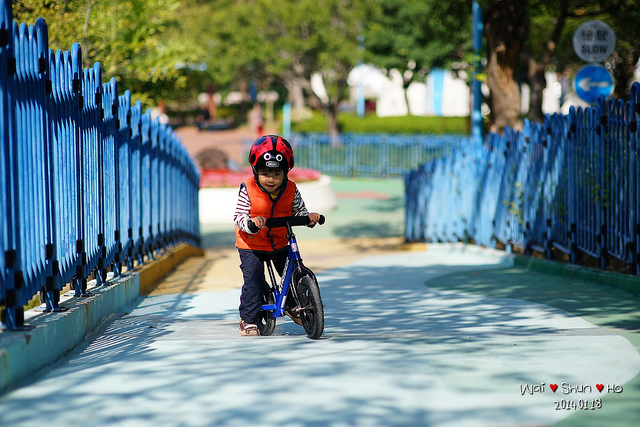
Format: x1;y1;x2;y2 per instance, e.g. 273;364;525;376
235;179;296;251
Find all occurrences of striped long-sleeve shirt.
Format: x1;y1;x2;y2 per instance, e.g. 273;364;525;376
233;182;309;234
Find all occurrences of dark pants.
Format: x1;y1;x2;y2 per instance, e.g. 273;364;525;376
238;247;288;323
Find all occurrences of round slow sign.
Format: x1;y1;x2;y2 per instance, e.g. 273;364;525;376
573;20;616;63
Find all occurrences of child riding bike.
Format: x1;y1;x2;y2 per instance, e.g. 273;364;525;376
233;135;320;336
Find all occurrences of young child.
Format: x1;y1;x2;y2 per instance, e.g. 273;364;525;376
234;135;320;336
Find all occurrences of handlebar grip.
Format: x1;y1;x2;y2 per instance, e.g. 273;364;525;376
264;215;326;229
247;220;260;233
265;216;308;228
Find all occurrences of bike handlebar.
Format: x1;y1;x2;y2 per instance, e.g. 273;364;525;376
248;215;325;233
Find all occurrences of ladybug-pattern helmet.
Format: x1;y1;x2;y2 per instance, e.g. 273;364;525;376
248;135;294;172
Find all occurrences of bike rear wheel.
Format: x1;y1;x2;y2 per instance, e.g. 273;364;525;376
258;288;276;336
295;275;324;339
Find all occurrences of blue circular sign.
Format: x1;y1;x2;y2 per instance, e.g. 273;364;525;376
574;64;614;104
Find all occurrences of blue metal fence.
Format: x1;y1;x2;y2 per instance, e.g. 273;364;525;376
1;4;200;330
406;83;640;274
243;133;473;178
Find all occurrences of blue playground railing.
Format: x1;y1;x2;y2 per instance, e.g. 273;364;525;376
406;82;640;274
1;3;200;330
243;133;473;178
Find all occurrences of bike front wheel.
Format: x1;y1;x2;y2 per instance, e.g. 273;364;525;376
295;275;324;339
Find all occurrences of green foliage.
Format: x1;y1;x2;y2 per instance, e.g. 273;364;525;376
83;0;204;106
205;1;379;93
196;0;382;139
13;0;207;108
364;0;472;85
14;0;639;131
13;0;82;50
292;113;469;134
503;182;525;225
486;0;640;100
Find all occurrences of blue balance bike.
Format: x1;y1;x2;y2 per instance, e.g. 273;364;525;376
249;215;325;339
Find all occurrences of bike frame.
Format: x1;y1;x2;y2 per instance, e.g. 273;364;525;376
260;221;303;318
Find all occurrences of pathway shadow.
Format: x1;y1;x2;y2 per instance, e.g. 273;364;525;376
2;253;639;427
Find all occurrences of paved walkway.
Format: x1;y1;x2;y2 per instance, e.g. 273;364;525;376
1;160;640;425
175;125;276;165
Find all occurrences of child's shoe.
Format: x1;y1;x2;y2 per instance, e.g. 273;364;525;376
284;308;302;325
239;320;260;336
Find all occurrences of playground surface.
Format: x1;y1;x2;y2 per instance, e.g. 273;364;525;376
0;129;639;426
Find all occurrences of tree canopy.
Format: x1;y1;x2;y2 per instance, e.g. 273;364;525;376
199;0;378;140
364;0;473;111
480;0;640;132
13;0;204;107
11;0;640;135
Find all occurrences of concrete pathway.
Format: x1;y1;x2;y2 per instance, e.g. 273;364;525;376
1;179;639;427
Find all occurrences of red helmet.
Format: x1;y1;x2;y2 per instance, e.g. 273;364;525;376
248;135;294;172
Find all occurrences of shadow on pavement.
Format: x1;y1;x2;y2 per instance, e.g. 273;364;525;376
2;249;639;427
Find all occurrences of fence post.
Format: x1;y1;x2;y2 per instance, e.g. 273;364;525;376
74;62;103;297
158;123;167;250
632;83;640;274
96;77;116;285
140;109;152;260
542;116;553;259
46;45;79;311
596;96;609;270
36;18;64;313
117;90;132;273
129;99;143;268
0;0;8;322
0;1;26;330
567;107;578;264
149;116;160;256
13;19;52;326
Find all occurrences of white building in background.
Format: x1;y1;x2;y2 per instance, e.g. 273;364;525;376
423;69;469;116
347;64;579;118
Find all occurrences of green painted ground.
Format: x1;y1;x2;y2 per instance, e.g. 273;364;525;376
200;177;406;247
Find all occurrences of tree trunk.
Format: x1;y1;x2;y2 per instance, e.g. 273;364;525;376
526;58;546;124
286;78;306;110
612;50;640;99
403;85;412;116
325;102;342;145
525;0;568;125
403;70;412;116
287;64;348;142
483;0;528;134
206;84;217;122
486;57;522;133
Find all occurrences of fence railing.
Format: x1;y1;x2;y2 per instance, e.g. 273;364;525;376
406;82;640;274
1;3;200;330
243;133;473;178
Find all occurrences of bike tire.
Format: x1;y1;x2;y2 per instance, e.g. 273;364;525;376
258;288;276;336
295;275;324;339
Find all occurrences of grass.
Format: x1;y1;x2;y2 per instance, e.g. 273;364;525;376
291;112;470;135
